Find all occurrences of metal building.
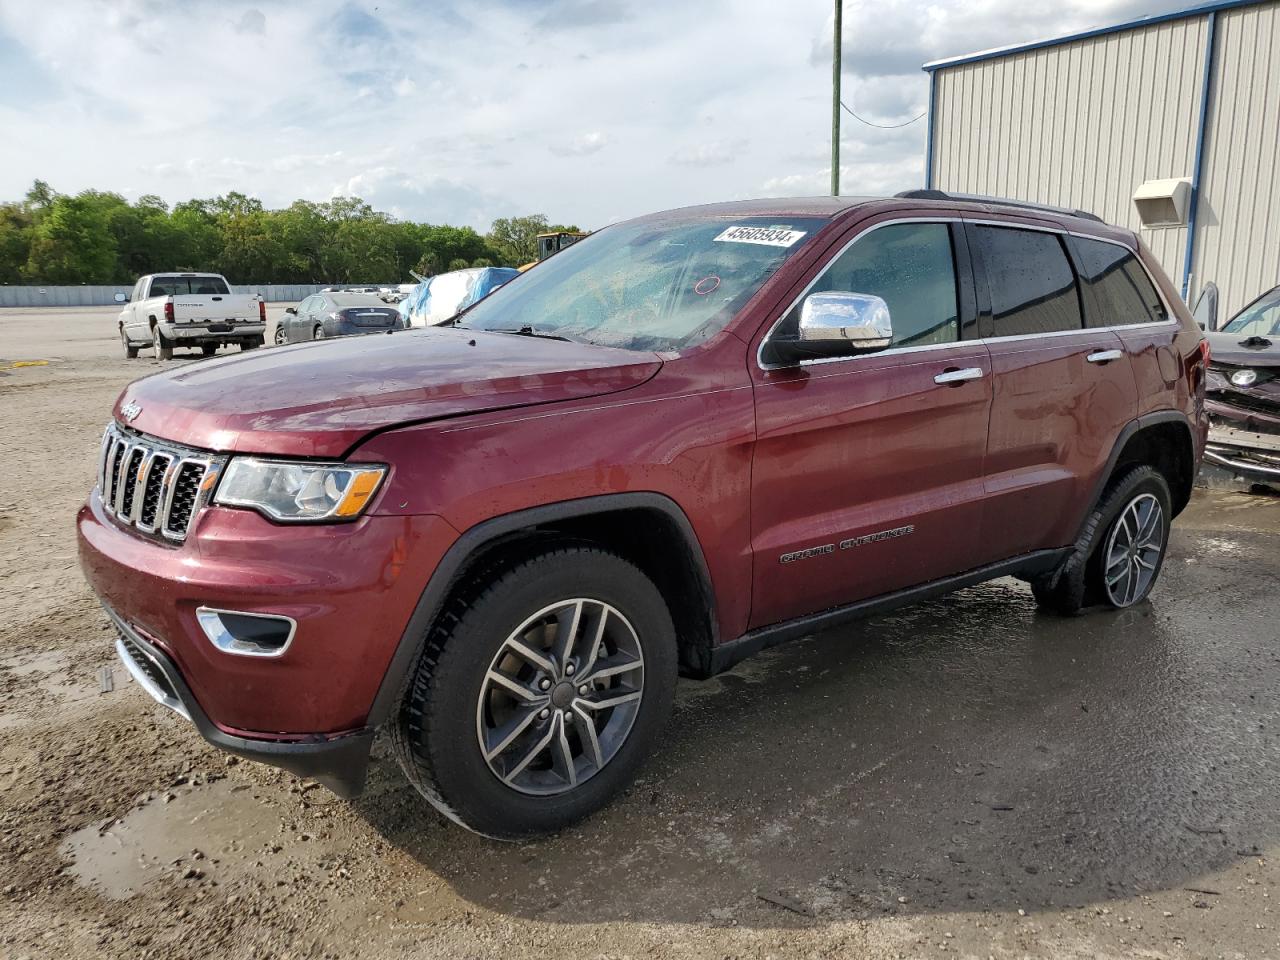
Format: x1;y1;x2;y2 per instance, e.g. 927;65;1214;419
923;0;1280;315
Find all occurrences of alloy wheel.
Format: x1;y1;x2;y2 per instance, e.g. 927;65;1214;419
476;598;644;796
1102;492;1164;607
274;326;286;345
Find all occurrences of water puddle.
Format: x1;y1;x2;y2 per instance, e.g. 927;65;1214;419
61;779;283;900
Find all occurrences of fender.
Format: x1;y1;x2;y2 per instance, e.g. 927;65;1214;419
1075;409;1197;543
365;492;717;726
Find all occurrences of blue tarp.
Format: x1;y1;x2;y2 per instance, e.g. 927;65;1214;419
400;266;520;327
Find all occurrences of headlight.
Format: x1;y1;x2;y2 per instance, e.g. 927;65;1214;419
214;458;386;522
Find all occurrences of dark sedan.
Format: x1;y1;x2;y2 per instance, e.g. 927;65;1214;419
275;292;404;344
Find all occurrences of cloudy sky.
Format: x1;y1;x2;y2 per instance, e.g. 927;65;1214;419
0;0;1191;230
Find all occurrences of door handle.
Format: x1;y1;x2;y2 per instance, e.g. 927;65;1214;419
934;367;984;385
1086;349;1123;364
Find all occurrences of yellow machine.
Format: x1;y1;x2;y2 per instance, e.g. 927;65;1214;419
519;231;588;271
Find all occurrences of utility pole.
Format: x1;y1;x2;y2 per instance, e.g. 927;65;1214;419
831;0;842;196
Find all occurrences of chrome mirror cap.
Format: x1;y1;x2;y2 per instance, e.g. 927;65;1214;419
799;292;893;349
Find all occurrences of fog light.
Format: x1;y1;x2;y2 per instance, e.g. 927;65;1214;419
196;607;296;658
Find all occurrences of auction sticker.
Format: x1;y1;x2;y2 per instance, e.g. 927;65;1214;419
713;225;807;247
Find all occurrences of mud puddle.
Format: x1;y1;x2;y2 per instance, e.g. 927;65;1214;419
60;778;289;900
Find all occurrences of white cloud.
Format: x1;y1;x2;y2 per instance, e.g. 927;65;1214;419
551;131;609;157
0;0;1197;226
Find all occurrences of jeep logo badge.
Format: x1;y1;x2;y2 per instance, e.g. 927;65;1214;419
121;400;142;422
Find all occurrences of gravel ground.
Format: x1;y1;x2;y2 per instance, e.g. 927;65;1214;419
2;305;1279;960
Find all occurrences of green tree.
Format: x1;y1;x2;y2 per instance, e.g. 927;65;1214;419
0;203;33;283
23;193;117;282
487;215;582;266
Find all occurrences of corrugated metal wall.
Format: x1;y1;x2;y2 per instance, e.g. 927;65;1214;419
931;16;1210;294
931;1;1280;316
1192;2;1280;314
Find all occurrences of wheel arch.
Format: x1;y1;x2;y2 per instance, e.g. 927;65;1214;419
367;493;719;727
1082;411;1196;540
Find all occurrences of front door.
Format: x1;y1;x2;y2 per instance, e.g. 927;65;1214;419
748;219;992;629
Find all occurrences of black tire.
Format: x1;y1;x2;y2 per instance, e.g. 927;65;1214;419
120;329;138;359
240;335;263;351
273;325;286;345
392;545;678;840
313;325;324;341
1031;465;1172;615
201;343;218;357
152;328;173;360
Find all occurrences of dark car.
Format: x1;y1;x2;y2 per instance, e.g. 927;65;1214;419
275;292;403;344
80;193;1206;839
1200;282;1280;484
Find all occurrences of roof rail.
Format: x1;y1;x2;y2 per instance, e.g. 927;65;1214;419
894;189;1105;224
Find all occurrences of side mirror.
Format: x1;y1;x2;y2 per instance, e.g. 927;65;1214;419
114;292;129;303
765;292;893;365
285;307;297;315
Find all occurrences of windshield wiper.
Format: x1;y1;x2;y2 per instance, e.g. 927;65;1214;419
486;326;577;342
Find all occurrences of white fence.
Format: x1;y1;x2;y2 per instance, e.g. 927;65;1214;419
0;283;391;308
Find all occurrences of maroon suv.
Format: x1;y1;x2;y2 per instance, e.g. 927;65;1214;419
78;193;1208;838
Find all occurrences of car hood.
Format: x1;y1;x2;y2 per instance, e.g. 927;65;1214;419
115;328;663;458
1206;330;1280;367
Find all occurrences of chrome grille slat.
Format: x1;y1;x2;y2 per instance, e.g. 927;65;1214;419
96;423;225;543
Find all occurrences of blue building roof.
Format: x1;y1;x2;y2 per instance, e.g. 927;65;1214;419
922;0;1269;71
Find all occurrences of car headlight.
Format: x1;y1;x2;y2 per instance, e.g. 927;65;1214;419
214;458;386;522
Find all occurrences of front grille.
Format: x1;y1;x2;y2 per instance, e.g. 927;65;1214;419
97;423;226;543
1208;390;1280;419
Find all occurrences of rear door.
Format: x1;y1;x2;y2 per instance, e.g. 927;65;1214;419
1070;235;1183;419
748;217;992;629
967;220;1138;561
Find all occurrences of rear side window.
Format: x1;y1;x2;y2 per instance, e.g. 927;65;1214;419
973;226;1082;337
771;222;960;350
1072;238;1168;327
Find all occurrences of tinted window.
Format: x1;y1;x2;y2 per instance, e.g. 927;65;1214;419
771;222;959;351
150;275;231;296
1073;237;1168;326
974;226;1082;337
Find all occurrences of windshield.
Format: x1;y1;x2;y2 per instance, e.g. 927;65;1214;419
458;215;827;351
1223;286;1280;336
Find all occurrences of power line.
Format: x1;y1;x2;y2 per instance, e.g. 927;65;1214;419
840;98;926;129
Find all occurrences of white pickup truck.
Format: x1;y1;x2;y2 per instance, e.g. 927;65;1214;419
116;273;266;360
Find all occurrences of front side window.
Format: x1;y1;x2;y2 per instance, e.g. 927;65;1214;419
1222;286;1280;337
974;226;1082;337
459;215;828;352
1072;237;1168;327
766;222;960;359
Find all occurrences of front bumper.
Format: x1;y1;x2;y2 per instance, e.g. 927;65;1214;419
1205;397;1280;482
78;489;458;789
110;608;375;797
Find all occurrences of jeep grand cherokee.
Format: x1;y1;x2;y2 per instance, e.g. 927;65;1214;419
78;193;1208;838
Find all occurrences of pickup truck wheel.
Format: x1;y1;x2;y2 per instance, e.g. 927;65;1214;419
1031;465;1172;614
120;329;138;359
201;343;218;357
240;335;263;351
392;546;677;840
152;329;173;361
